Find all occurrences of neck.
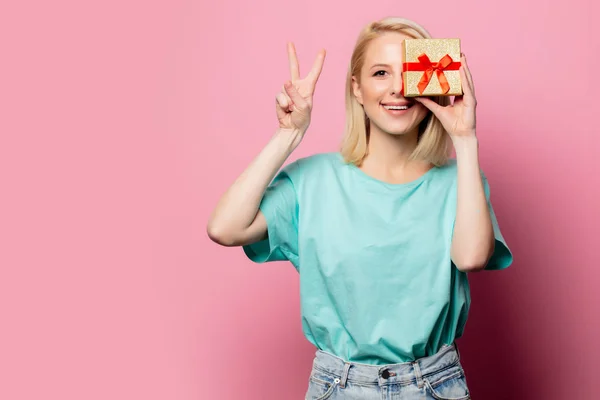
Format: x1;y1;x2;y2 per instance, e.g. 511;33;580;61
359;123;433;184
365;123;430;166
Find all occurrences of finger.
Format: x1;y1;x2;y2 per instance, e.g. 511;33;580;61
461;53;475;97
276;91;291;110
462;54;475;90
459;66;477;107
414;96;444;117
451;94;464;108
459;65;473;98
276;93;290;120
288;43;300;82
284;81;308;109
281;85;294;107
307;49;326;90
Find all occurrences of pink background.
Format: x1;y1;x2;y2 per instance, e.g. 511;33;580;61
1;0;598;399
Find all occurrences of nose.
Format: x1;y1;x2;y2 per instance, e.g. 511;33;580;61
391;73;403;96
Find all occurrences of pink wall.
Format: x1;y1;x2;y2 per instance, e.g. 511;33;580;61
1;0;598;399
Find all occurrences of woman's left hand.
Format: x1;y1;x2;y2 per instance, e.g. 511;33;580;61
414;53;477;139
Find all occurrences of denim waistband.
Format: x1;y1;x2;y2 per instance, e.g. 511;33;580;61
312;343;461;388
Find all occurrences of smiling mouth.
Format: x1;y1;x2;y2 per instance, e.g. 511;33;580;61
381;102;414;111
383;105;410;110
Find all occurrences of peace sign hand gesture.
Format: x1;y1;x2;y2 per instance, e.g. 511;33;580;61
276;43;326;139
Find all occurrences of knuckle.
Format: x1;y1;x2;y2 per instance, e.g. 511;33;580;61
297;103;310;113
276;94;287;105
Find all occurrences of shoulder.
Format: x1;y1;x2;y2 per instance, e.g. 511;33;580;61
433;158;495;199
296;151;343;169
432;158;458;182
282;152;343;179
434;158;490;180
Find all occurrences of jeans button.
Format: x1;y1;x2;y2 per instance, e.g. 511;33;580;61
381;369;390;379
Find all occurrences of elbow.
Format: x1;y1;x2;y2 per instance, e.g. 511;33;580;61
206;221;237;247
453;246;494;273
455;259;488;273
453;234;495;273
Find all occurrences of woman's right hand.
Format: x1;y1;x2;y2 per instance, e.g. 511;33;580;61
207;43;325;248
276;43;326;139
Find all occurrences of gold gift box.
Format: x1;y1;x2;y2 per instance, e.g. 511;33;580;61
401;38;463;97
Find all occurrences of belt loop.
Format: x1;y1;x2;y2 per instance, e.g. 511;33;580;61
412;361;424;389
339;362;351;388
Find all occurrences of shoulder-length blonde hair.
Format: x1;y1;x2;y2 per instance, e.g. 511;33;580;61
340;17;452;167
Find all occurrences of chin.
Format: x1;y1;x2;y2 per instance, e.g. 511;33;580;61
372;119;421;137
389;129;418;137
380;126;411;136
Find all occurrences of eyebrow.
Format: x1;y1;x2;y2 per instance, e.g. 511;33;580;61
369;63;392;70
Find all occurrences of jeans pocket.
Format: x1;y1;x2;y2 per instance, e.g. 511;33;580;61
305;369;340;400
424;369;470;400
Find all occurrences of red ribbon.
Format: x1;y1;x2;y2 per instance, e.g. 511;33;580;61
402;54;461;94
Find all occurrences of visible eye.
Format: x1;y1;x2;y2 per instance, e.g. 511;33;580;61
373;70;387;77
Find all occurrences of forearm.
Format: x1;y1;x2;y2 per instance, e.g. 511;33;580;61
207;128;301;240
451;136;495;272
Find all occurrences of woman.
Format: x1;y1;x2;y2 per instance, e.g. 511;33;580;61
207;16;513;400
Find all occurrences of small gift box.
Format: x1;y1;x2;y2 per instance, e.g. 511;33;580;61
402;38;463;97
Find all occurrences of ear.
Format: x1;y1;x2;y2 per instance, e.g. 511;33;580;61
352;76;363;105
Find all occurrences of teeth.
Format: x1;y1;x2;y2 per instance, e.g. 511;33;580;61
384;105;408;110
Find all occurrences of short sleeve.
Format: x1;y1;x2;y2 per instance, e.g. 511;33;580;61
482;174;513;270
242;161;300;269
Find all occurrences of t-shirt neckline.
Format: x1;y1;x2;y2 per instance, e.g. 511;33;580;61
337;152;438;189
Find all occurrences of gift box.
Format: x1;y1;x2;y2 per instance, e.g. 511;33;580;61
401;38;463;97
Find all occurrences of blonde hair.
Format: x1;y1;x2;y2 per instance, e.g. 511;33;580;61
341;17;452;167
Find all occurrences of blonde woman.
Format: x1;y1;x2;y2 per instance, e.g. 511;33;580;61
207;16;513;400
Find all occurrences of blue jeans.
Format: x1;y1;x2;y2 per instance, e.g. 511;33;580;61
305;343;470;400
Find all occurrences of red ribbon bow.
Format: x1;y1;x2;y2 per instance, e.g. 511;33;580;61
402;53;461;94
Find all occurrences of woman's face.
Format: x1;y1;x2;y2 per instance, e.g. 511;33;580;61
352;32;429;136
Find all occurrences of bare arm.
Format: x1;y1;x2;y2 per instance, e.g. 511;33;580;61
206;129;301;246
207;43;326;247
450;137;495;272
414;53;494;272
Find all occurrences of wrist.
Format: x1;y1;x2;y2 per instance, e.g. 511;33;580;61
273;128;304;154
452;135;479;156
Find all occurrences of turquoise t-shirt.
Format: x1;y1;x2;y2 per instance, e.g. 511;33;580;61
243;152;513;365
